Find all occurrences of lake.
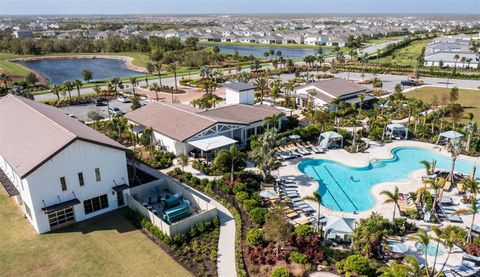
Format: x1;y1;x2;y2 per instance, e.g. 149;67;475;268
15;58;143;84
203;44;331;59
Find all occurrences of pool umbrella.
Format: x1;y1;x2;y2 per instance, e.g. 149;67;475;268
289;134;301;140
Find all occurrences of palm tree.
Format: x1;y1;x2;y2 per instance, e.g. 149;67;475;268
73;79;82;98
445;139;464;183
62;80;74;100
303;192;323;233
380;186;400;224
407;230;432;277
420;160;432;176
452;198;478;244
145;62;155;87
169;63;178;91
81;69;92;83
462;179;480;197
254;77;269;104
153;62;163;86
0;73;12;89
110;77;121;96
263;113;284;130
129;77;137;96
177;154;189;171
453;54;460;68
216;144;246;183
463;118;477;152
419;178;445;216
50;84;62;101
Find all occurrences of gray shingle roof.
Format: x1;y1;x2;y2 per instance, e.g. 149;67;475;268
0;94;126;179
223;82;255;92
297;78;368;98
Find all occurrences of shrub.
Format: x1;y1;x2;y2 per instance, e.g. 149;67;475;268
337;254;372;275
405;208;420;220
246;228;264;246
235;191;249;203
271;267;289;277
467;243;480;256
249;207;267;226
232;182;247;194
242;199;259;212
289;251;308;265
294;225;314;238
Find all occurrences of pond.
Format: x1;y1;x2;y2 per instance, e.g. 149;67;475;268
202;44;330;59
15;58;143;84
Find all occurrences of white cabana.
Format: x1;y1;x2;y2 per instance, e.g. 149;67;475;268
188;135;237;152
320;215;355;241
384;123;408;140
318;131;343;149
436;130;464;145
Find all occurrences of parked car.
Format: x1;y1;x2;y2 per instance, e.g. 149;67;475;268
401;79;423;86
91;98;106;106
117;95;131;103
108;107;123;116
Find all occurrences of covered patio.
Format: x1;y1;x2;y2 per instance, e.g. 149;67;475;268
320;215;355;242
187;135;237;160
436;130;464;145
318;131;343;149
384;123;408;140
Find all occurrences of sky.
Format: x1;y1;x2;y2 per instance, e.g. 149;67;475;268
0;0;479;15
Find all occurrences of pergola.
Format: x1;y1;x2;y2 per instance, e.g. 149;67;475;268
318;131;343;149
436;130;464;145
384;123;408;140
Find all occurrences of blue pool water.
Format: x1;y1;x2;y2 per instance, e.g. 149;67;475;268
415;242;445;256
298;147;477;212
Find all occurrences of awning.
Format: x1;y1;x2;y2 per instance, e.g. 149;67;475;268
387;123;407;130
0;168;19;197
112;184;129;193
439;130;464;139
42;198;80;213
343;94;375;104
188;136;237;152
321;131;343;139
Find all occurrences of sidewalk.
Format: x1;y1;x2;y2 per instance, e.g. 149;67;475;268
133;162;237;277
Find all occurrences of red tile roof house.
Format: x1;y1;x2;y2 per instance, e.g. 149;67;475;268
125;101;281;157
293;78;375;112
0;94;130;233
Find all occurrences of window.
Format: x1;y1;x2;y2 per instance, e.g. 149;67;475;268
78;172;84;186
83;194;109;215
60;177;67;191
94;168;101;182
47;207;75;228
23;202;32;219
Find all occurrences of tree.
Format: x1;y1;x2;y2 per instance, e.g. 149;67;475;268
50;84;62;101
110;77;121;96
145;62;155;87
216;144;246;183
449;87;459;104
352;213;390;257
303;192;323;233
263;207;293;247
380;186;400;224
249;128;281;183
177;154;189;171
463;118;477;152
73;79;82;98
130;96;141;110
10;85;34;99
449;103;464;129
25;72;38;90
81;69;92;83
0;73;12;89
263;112;284;130
407;230;432;277
254;77;269;104
129;77;138;96
168;62;178;96
445;139;464;183
153;62;163;86
453;198;478;244
62;80;74;100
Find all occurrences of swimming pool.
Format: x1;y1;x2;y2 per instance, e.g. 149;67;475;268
298;147;477;212
415;242;446;256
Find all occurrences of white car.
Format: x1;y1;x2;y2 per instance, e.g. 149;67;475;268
117;96;131;103
108;107;123;116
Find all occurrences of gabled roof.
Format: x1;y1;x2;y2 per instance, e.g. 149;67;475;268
198;104;279;125
297;78;368;99
0;94;126;179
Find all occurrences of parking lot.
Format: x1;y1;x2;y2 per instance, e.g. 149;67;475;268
58;98;143;122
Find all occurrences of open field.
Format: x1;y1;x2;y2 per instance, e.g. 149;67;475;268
364;35;406;46
0;190;191;277
404;86;480;122
371;38;431;66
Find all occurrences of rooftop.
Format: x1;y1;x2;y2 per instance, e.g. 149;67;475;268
297;78;368;99
223;82;256;92
0;94;126;179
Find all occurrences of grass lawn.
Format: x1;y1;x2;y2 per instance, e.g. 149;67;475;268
364;35;406;46
0;53;31;77
0;191;191;276
371;38;431;66
404;86;480;122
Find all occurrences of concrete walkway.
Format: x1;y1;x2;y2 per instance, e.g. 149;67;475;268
132;162;237;277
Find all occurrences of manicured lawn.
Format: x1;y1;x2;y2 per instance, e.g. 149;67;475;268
0;191;191;276
371;38;430;66
364;35;406;46
404;86;480;122
0;53;30;77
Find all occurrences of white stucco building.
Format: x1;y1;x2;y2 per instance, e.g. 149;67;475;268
224;82;255;105
0;95;130;234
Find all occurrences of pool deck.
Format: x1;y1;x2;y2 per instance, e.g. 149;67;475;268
278;139;479;271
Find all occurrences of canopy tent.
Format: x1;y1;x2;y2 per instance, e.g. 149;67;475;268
384;123;408;140
318;131;343;149
436;130;464;145
320;215;355;241
188;136;237;152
